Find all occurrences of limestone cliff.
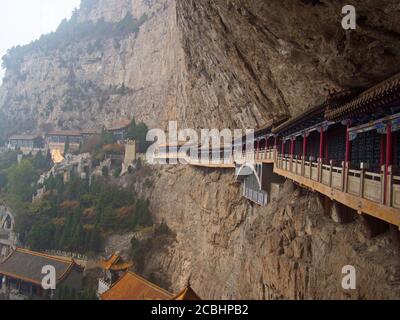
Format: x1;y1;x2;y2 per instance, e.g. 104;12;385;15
175;0;400;129
142;167;400;299
1;0;400;299
142;0;400;299
0;0;183;135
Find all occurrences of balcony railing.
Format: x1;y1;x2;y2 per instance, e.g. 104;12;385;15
275;151;399;212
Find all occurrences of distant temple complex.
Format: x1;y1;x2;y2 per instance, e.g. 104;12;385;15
5;119;132;155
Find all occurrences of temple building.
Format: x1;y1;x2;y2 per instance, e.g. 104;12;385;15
150;71;400;250
106;120;132;141
235;117;288;206
7;134;44;154
100;270;201;301
97;254;133;297
80;128;102;140
0;248;83;300
46;130;83;152
101;271;173;300
153;141;192;164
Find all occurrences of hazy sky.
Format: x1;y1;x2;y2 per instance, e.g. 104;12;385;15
0;0;81;81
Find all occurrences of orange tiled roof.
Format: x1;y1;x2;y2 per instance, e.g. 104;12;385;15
109;262;133;271
172;286;202;301
101;271;173;301
100;254;120;270
100;254;133;271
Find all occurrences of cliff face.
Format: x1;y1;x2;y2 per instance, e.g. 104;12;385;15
175;0;400;129
1;0;400;299
144;167;400;300
0;0;184;133
142;0;400;299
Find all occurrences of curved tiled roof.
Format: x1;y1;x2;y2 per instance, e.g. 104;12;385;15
101;271;173;301
273;104;325;134
172;286;201;300
325;72;400;121
100;254;133;271
0;248;80;286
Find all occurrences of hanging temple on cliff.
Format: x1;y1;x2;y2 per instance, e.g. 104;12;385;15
154;72;400;248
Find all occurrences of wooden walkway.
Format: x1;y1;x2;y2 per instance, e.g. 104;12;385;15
185;149;400;228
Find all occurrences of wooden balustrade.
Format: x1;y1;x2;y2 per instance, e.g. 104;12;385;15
182;148;399;225
392;173;400;209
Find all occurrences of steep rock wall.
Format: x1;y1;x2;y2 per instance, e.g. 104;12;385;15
142;166;400;300
175;0;400;129
140;0;400;299
0;0;184;133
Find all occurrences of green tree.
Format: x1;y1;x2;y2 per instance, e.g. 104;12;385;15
6;159;38;203
101;129;115;145
100;206;117;230
27;221;55;251
126;119;149;152
89;227;103;252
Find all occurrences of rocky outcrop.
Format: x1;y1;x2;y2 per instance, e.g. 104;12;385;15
175;0;400;129
143;167;400;300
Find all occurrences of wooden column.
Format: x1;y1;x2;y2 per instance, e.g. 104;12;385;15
282;140;285;156
386;123;393;174
290;138;295;158
380;134;386;167
345;124;352;163
303;134;308;159
385;123;393;205
319;128;324;161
